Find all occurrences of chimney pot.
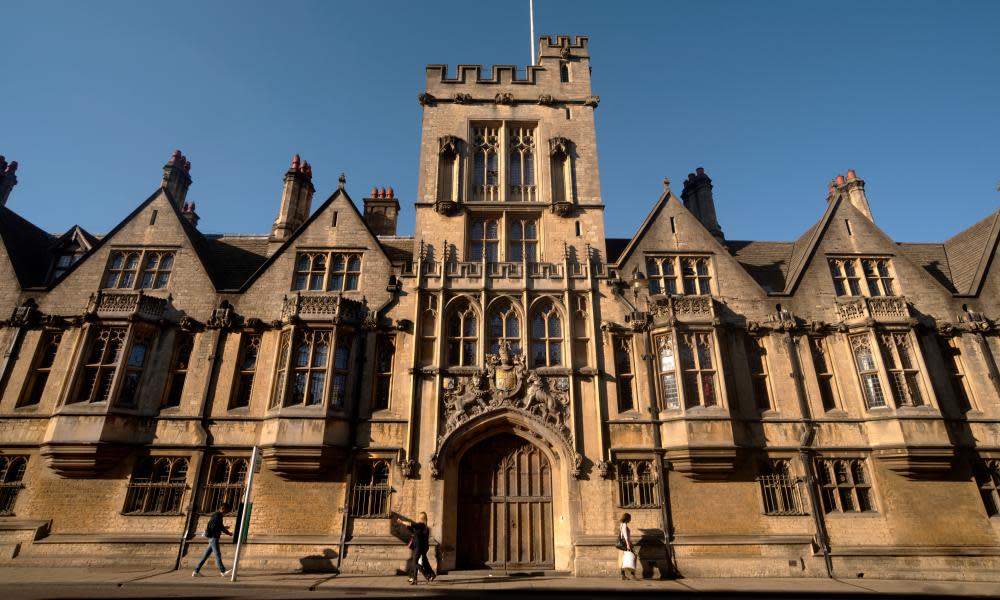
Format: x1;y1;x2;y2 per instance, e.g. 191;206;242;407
371;187;378;198
696;167;705;176
292;154;300;170
388;187;395;198
846;169;857;180
170;150;182;164
184;160;191;172
836;174;845;185
7;161;16;174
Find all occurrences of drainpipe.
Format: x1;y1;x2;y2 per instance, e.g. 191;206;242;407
175;327;226;570
784;333;834;578
336;451;355;572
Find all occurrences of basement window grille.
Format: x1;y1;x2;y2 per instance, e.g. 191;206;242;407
350;460;392;518
756;460;808;516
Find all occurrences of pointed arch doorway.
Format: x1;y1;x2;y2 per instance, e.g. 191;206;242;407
457;433;555;570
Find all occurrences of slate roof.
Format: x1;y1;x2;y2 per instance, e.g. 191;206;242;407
724;240;792;294
943;209;1000;295
203;235;270;291
605;238;629;264
378;237;415;265
0;206;56;288
896;242;956;293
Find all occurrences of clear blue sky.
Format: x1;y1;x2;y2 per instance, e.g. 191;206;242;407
2;1;998;243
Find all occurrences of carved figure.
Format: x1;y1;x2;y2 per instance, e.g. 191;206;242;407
524;372;569;427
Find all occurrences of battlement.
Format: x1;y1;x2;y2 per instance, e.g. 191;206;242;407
538;35;590;58
426;64;545;85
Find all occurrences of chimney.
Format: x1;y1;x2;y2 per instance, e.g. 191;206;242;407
181;202;200;228
161;150;192;208
834;169;873;221
680;167;724;241
271;154;315;242
363;186;400;237
0;156;18;207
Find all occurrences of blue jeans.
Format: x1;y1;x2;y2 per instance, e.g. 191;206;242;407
195;537;226;573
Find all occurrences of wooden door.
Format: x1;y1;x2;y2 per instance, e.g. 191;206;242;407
457;434;554;569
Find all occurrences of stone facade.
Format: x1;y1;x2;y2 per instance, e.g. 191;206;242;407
0;36;998;580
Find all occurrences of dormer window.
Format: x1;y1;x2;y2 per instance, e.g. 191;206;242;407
645;256;712;295
292;251;362;292
829;257;895;297
52;252;82;279
103;249;175;290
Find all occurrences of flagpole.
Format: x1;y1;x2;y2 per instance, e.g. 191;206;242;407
230;446;260;582
529;0;536;66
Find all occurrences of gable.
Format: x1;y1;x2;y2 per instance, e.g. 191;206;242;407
944;209;1000;296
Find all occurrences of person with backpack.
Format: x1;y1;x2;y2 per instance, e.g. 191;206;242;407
192;501;233;577
396;512;436;584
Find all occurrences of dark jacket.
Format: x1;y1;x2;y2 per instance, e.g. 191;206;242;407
204;511;230;539
408;522;430;554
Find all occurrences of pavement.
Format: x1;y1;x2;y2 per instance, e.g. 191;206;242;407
0;567;999;599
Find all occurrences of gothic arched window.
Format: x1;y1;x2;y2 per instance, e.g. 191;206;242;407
530;301;563;367
488;300;521;356
448;299;478;366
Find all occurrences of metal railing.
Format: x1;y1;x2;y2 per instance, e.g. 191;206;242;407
349;483;392;518
758;474;808;516
122;482;187;515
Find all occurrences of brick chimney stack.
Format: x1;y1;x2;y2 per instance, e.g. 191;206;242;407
680;167;724;241
181;202;200;228
0;156;18;207
161;150;192;208
363;186;400;237
840;169;873;221
271;154;315;242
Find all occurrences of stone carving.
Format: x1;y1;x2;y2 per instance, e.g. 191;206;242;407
537;94;556;106
93;291;167;320
435;342;574;477
584;95;600;107
398;458;417;479
571;452;584;479
649;295;713;321
433;200;460;216
494;92;515;105
438;135;460;156
596;460;613;479
417;92;435;106
454;93;473;104
8;299;39;327
207;300;240;329
281;293;366;323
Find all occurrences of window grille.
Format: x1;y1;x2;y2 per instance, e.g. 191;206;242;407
850;334;887;409
19;331;61;407
292;252;362;292
123;457;189;515
613;335;635;412
655;335;680;409
816;458;876;513
617;460;658;508
746;336;771;410
162;332;194;408
447;300;478;367
469;218;500;262
508;218;538;262
104;250;174;290
757;460;807;516
508;126;536;202
74;326;127;404
371;334;395;411
809;337;839;411
939;337;974;412
472;125;500;201
200;456;248;515
645;256;711;295
679;332;718;407
289;329;331;406
829;257;895;297
231;333;261;409
418;296;438;366
878;333;923;407
350;460;392;517
0;456;28;516
531;301;563;367
487;300;521;356
973;459;1000;517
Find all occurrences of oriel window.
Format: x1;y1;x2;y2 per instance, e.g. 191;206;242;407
878;332;924;407
809;337;840;412
939;337;974;412
162;332;194;408
330;335;352;408
973;459;1000;517
18;332;61;407
289;330;331;406
746;336;771;411
231;333;261;409
850;334;888;409
656;335;680;410
613;335;635;412
679;332;718;407
371;334;395;412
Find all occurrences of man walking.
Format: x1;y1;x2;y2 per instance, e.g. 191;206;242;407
192;501;233;577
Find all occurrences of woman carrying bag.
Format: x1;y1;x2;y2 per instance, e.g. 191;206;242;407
617;513;638;580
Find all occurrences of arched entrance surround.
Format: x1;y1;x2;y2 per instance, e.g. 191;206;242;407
437;412;575;572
